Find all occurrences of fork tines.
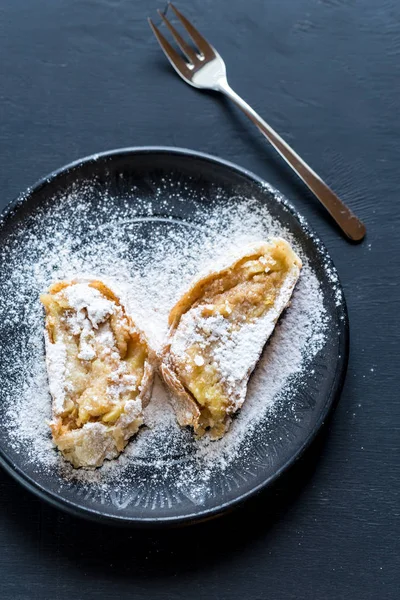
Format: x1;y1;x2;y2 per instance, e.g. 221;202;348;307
148;3;215;73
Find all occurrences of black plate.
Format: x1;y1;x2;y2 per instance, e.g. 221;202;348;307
0;147;348;526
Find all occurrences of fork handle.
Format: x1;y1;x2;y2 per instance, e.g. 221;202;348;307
217;80;365;242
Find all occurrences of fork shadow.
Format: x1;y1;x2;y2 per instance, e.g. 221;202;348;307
1;414;334;579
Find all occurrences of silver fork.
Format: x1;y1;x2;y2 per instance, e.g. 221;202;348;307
148;3;366;242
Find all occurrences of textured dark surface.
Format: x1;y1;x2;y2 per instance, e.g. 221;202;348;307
0;0;399;598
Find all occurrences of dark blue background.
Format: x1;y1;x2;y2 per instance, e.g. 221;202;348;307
0;1;399;598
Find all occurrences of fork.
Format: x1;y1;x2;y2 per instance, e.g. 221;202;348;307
148;4;366;242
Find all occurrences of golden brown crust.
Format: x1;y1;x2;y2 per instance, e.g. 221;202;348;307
160;362;200;428
168;241;301;328
168;249;266;328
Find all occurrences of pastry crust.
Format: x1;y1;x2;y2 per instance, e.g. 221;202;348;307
161;238;302;439
40;279;155;468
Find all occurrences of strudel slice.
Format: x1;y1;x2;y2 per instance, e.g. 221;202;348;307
161;239;302;439
41;280;154;468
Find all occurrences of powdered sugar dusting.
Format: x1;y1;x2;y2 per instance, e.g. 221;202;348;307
44;331;66;414
65;283;115;328
0;176;341;510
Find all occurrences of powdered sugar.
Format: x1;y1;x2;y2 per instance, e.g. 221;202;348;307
44;331;66;414
0;176;339;508
65;283;115;328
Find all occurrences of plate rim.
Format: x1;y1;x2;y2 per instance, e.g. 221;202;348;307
0;146;349;526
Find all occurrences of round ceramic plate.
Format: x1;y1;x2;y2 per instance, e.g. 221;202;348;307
0;147;348;525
